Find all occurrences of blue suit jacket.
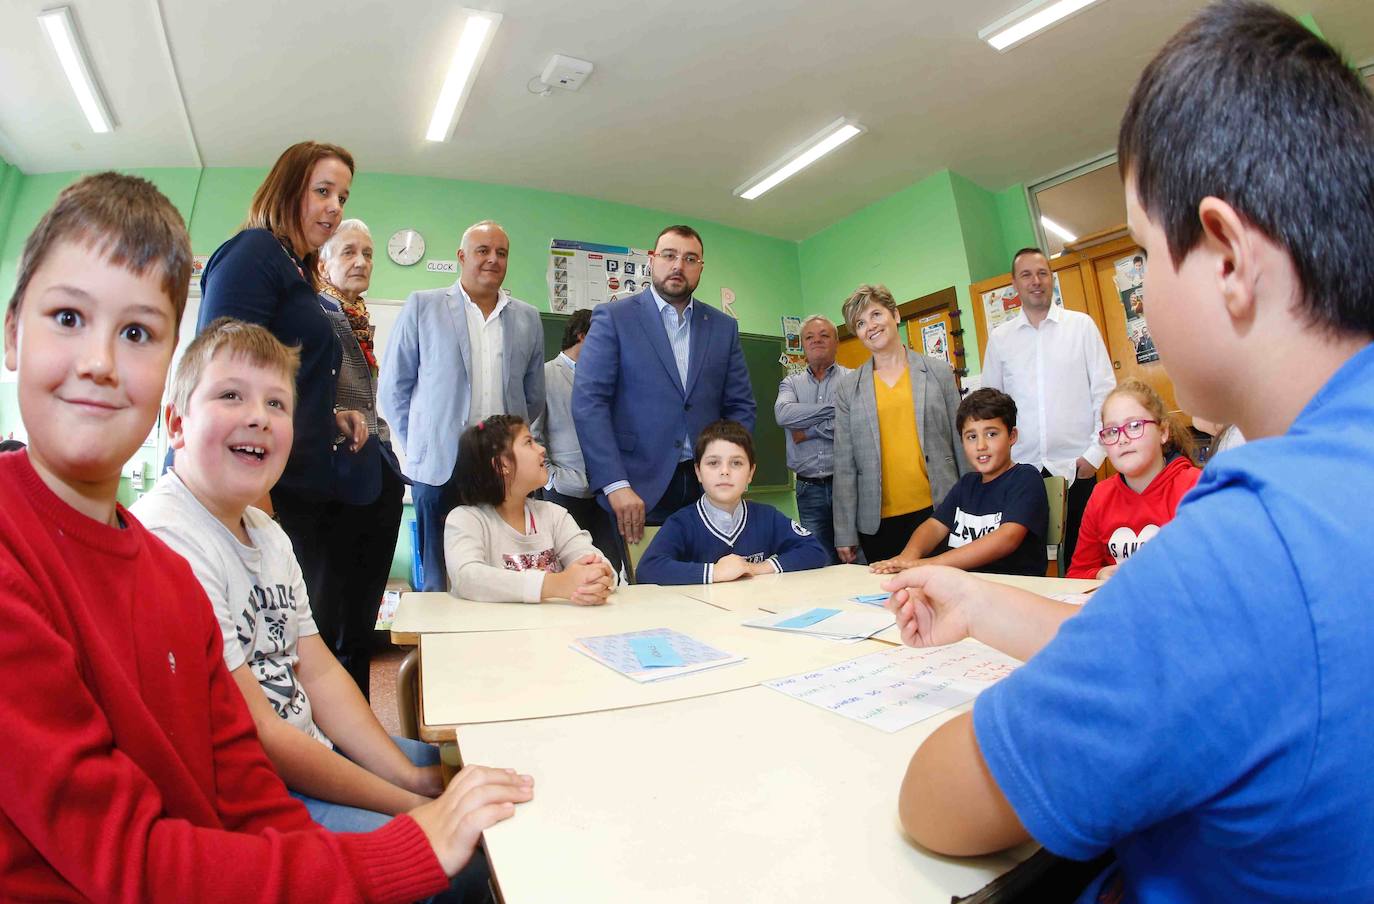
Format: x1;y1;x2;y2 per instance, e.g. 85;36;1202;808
572;288;755;512
377;283;545;487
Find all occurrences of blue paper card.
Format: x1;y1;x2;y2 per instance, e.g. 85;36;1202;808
851;593;891;606
776;607;841;629
629;635;685;668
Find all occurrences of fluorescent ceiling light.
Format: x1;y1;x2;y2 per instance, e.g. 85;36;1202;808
734;118;865;201
1040;215;1078;243
979;0;1106;53
426;10;502;142
38;7;114;134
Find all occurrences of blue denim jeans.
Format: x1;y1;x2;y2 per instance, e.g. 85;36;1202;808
794;478;839;565
413;464;462;591
293;736;492;903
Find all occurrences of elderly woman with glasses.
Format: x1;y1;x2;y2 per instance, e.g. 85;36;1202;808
831;283;967;564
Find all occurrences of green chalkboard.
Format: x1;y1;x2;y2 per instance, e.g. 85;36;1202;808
539;313;791;490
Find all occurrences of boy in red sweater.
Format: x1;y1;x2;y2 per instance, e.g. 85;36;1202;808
0;172;532;902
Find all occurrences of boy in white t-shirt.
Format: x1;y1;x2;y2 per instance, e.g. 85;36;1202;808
134;319;483;857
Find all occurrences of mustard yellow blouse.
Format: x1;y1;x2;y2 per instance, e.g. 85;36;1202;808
874;369;932;517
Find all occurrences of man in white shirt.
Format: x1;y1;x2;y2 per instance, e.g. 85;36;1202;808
532;309;624;574
379;221;545;590
980;247;1115;563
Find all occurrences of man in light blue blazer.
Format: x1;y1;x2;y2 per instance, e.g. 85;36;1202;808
378;221;545;590
573;225;755;547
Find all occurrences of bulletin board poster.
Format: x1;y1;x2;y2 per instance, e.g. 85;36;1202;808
781;316;803;354
548;239;651;313
1113;254;1158;364
979;273;1063;334
921;319;950;364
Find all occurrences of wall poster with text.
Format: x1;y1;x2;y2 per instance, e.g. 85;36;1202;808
548;239;652;312
1113;253;1158;364
979;273;1063;334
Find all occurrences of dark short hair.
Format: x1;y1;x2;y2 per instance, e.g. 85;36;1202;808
7;172;192;327
957;388;1018;433
0;439;25;453
655;225;704;254
1119;0;1374;336
561;308;593;350
693;419;755;466
455;415;527;506
1010;247;1048;274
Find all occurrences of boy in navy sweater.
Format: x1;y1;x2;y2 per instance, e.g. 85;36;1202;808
637;420;829;584
870;389;1048;577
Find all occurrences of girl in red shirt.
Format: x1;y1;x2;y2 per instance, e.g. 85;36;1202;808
1067;379;1201;579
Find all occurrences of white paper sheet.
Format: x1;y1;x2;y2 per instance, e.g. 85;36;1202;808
764;641;1023;733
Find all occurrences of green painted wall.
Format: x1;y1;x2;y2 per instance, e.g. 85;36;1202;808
177;168;802;337
796;168;1035;376
798;169;968;323
0;158;1035;579
0;162;812;580
950;172;1010;286
0;156;18;446
995;183;1038;268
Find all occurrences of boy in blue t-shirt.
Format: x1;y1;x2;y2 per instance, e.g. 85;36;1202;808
881;4;1374;902
637;420;829;584
870;389;1047;577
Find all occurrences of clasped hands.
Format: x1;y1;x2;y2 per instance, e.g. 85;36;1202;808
544;554;615;606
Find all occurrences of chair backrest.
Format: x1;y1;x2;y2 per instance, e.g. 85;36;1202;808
624;526;661;584
1043;475;1067;547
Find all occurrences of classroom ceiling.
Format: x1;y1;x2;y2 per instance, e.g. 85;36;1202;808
1;0;1372;243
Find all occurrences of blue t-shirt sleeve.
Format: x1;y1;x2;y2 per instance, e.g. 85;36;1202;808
999;466;1049;538
972;485;1318;859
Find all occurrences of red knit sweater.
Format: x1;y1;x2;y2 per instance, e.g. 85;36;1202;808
1066;454;1202;579
0;452;447;902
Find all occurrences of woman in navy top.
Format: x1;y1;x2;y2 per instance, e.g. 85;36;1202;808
198;141;366;621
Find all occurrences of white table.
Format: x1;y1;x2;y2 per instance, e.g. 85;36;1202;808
669;562;888;611
461;685;1036;904
391;583;713;644
409;566;1100;900
419;608;893;735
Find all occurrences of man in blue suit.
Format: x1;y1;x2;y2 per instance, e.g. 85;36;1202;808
378;221;545;590
573;225;755;546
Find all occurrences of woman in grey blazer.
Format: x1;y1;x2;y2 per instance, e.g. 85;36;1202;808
832;284;967;564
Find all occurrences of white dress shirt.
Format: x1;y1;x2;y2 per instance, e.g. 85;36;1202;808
980;303;1116;483
463;287;511;426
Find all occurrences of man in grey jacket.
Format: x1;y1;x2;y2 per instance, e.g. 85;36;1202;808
532;309;623;574
378;221;545;591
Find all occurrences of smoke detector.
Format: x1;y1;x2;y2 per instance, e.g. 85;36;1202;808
538;54;594;91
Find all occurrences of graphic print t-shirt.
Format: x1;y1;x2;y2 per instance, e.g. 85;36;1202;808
932;463;1049;576
132;471;330;747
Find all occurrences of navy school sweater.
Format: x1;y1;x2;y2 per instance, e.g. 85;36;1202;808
636;498;830;585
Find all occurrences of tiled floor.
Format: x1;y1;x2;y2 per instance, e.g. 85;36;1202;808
368;645;409;737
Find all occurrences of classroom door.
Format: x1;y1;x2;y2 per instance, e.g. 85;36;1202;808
836;336;870;369
905;309;954;365
1092;250;1181;412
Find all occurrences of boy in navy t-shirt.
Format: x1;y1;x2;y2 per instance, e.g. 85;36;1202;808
870;389;1047;577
